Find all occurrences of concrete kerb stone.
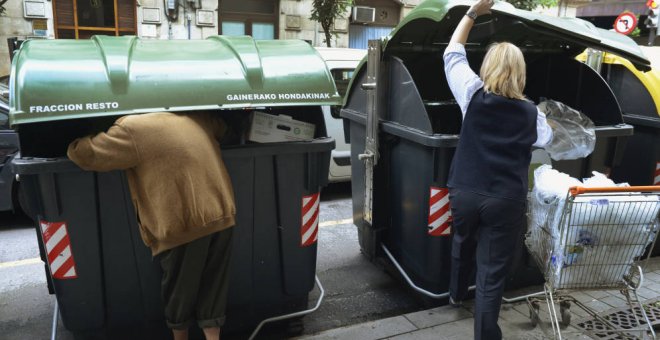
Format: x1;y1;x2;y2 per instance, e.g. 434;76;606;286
600;295;629;309
299;258;660;339
294;316;417;340
388;318;475;340
635;287;658;300
402;305;472;329
643;271;660;283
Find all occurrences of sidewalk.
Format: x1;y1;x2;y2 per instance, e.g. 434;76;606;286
297;257;660;340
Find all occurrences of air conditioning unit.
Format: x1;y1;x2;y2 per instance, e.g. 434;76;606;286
352;6;376;24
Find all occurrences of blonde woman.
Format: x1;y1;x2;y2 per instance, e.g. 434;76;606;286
443;1;553;339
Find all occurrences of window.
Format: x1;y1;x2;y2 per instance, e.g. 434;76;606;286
53;0;136;39
219;0;277;39
252;22;274;40
221;21;245;36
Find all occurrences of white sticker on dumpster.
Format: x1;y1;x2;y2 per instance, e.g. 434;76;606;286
39;221;78;280
428;187;452;237
225;93;332;102
301;193;320;247
29;102;119;113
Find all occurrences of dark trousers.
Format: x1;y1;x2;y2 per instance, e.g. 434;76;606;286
448;189;526;340
159;227;234;330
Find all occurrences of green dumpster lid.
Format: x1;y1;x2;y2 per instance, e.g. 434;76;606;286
9;35;342;126
385;0;651;71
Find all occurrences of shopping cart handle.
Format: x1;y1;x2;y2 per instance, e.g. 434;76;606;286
569;186;660;196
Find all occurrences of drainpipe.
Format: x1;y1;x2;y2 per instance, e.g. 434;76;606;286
557;0;569;17
314;21;319;46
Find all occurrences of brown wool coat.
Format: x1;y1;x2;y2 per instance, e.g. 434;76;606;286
67;112;236;255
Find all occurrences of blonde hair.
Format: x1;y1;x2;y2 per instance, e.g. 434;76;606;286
479;42;527;100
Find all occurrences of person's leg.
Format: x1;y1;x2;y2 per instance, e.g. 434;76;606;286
172;329;189;340
159;235;213;339
473;197;526;340
449;189;481;302
202;327;220;340
196;228;234;336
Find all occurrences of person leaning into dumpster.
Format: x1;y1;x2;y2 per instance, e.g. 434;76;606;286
443;1;553;339
67;111;236;340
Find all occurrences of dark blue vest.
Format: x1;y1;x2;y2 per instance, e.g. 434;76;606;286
448;89;537;201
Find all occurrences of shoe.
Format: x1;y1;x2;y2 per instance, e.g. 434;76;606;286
449;296;463;308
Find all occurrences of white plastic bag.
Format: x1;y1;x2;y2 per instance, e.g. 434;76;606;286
530;165;581;236
528;165;583;284
528;166;660;287
538;100;596;161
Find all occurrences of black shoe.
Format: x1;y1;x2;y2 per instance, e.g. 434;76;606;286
449;296;463;308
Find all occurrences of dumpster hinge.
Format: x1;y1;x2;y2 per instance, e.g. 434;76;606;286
359;39;382;226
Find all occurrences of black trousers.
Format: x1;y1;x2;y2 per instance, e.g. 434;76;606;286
448;189;526;340
159;227;234;330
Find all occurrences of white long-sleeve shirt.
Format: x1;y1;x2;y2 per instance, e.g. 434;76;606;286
443;43;553;148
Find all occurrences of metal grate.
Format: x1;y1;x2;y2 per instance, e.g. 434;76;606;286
574;298;660;339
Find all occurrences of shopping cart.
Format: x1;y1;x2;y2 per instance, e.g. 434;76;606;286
525;186;660;340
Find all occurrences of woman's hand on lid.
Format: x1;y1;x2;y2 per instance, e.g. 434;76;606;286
470;0;494;17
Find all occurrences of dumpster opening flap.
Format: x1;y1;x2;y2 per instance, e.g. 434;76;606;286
9;36;342;126
385;0;650;72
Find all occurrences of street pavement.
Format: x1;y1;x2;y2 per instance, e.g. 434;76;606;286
3;182;660;340
299;258;660;340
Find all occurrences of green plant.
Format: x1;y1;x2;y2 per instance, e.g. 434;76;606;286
310;0;353;47
627;12;642;37
631;26;641;37
505;0;558;11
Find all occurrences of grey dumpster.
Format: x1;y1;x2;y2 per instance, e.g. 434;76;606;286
342;0;650;296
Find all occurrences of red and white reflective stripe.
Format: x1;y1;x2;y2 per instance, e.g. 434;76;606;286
428;187;452;237
40;221;77;279
301;193;320;247
655;162;660;185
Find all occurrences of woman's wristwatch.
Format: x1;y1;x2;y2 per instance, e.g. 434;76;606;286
466;10;478;20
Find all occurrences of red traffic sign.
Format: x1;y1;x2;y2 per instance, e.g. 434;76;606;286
614;12;638;35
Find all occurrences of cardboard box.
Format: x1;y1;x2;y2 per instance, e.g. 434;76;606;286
247;111;316;143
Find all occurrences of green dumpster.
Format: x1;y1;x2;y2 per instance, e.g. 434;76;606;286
10;35;341;338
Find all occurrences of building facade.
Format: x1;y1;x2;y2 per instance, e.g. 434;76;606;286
0;0;421;75
1;0;655;75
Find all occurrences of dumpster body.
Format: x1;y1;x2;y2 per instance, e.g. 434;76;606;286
342;0;650;295
577;52;660;254
10;36;340;337
576;52;660;187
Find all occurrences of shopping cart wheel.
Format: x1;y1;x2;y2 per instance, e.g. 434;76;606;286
625;265;643;290
560;301;571;326
529;302;540;327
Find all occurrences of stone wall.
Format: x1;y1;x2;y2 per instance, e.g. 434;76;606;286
0;0;55;75
279;0;350;47
137;0;219;40
0;0;427;75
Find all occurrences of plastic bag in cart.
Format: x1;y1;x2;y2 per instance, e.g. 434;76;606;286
528;165;660;287
538;100;596;161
